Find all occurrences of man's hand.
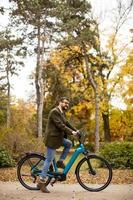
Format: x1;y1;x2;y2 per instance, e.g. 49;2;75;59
72;130;80;136
72;130;82;140
72;131;77;136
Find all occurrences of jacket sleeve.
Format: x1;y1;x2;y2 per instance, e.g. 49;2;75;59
66;120;77;131
50;109;73;135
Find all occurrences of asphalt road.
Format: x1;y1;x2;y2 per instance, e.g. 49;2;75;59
0;181;133;200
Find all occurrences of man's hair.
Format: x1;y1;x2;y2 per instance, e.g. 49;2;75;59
58;97;70;104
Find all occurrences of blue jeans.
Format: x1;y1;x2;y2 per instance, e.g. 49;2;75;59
40;138;72;178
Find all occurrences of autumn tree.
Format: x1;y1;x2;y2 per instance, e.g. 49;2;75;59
94;0;133;141
0;99;38;155
110;107;133;140
53;0;101;151
9;0;58;137
0;28;24;127
120;52;133;109
42;47;93;140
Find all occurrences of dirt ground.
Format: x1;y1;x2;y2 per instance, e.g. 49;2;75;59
0;181;133;200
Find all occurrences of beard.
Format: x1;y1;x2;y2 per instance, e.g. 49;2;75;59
62;105;69;111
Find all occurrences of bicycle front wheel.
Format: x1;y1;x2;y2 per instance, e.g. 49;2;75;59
17;153;52;190
76;154;112;192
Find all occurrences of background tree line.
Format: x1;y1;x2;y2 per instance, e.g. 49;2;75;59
0;0;133;156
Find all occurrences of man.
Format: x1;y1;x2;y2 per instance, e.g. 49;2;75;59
38;97;78;193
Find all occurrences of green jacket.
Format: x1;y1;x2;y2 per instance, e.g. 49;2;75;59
44;107;76;149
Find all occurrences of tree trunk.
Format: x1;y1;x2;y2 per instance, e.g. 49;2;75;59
6;57;11;128
37;87;44;137
35;22;44;137
100;75;111;142
6;70;11;128
95;90;100;152
83;45;100;152
102;112;111;142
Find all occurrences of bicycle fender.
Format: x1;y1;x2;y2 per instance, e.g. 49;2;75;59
25;152;44;157
17;152;45;163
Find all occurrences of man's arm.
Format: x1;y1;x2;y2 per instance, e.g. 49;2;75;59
66;120;77;131
51;109;73;135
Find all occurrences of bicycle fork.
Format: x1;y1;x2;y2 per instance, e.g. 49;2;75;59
86;157;96;175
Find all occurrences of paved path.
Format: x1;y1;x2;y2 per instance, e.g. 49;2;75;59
0;182;133;200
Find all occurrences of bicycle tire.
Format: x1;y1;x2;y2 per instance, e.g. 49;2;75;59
75;154;112;192
17;153;52;190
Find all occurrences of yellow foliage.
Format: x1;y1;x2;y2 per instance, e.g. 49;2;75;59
71;101;93;117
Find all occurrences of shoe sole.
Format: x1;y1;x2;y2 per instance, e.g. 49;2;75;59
40;185;50;193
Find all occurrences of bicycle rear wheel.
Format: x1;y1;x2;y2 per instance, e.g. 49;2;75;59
76;154;112;192
17;153;52;190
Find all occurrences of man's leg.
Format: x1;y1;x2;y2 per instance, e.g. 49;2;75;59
57;138;72;168
41;146;56;178
38;146;56;193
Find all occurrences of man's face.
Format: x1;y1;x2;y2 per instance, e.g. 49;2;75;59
60;99;70;111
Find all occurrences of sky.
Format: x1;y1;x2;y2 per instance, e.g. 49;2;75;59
0;0;36;101
0;0;132;109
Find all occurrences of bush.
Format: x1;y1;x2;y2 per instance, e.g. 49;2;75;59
0;146;15;167
100;142;133;169
85;142;95;152
0;127;45;160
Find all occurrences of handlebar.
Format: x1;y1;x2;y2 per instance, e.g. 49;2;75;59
76;130;86;144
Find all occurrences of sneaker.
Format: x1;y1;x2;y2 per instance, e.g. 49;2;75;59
56;160;65;169
37;177;50;193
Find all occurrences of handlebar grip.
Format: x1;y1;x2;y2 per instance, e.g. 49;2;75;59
76;130;82;139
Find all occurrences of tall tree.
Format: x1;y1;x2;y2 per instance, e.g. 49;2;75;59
42;47;93;140
95;0;133;141
0;28;24;127
54;0;100;151
9;0;57;137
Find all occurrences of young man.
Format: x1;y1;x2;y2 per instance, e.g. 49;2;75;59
38;97;78;193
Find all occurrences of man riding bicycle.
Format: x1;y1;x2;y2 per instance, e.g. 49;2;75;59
37;97;78;193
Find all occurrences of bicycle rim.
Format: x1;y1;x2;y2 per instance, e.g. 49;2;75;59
76;155;112;192
17;154;51;190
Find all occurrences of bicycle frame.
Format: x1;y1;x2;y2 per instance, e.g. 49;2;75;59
17;131;112;192
50;143;86;177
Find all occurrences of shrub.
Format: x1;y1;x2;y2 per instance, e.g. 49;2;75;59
85;142;95;152
0;146;15;167
0;127;45;161
100;142;133;169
